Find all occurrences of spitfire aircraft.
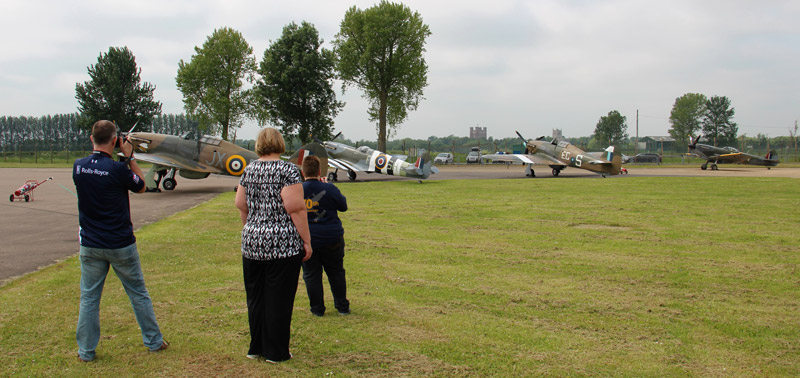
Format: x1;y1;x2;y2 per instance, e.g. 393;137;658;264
688;135;779;170
481;131;622;177
127;132;258;191
290;137;438;182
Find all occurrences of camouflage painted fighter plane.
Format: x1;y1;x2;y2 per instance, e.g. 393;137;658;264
127;132;258;191
688;135;779;170
289;137;438;183
482;131;622;177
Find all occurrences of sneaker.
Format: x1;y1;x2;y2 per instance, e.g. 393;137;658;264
264;353;292;364
246;354;260;360
77;354;92;363
338;310;351;315
311;311;324;317
150;340;169;352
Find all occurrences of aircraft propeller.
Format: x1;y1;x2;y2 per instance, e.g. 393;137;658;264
688;134;700;148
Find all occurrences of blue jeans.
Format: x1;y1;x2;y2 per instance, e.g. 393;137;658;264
77;243;163;361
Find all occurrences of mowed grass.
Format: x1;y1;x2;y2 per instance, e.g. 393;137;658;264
1;177;799;377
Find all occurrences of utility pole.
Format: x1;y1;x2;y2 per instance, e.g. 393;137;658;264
635;109;639;156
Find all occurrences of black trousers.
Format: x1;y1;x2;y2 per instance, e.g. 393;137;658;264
302;237;349;315
242;253;302;361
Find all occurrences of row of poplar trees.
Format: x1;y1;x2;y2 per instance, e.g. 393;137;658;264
0;114;200;152
75;1;430;153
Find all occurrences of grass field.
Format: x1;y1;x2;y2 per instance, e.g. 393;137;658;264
1;177;799;377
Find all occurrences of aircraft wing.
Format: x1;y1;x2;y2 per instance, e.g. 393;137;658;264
394;155;408;162
328;157;364;172
714;152;747;163
482;153;566;166
134;152;221;173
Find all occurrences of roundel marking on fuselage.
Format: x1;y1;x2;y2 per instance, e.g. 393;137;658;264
375;154;388;170
226;155;247;176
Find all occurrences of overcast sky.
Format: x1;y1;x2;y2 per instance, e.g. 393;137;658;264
1;0;798;142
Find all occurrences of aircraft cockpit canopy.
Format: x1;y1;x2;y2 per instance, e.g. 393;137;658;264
724;147;739;153
357;146;372;153
200;136;223;146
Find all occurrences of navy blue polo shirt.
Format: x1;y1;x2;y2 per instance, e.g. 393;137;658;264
303;179;347;246
73;151;144;249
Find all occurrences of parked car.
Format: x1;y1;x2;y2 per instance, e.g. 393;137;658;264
466;147;482;164
633;153;662;163
621;154;634;164
434;152;454;164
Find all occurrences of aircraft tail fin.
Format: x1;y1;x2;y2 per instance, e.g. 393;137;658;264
289;143;329;177
607;146;622;175
414;150;434;179
766;150;777;160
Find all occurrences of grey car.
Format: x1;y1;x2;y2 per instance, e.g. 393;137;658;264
633;153;662;163
434;153;453;164
466;148;482;164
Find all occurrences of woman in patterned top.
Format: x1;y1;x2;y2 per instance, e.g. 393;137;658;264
235;127;312;363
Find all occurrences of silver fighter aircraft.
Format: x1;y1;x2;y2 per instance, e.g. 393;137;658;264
290;138;438;182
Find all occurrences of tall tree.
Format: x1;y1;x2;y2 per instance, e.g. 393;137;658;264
75;46;162;131
668;93;707;148
333;1;431;152
176;27;255;141
702;95;737;146
256;21;344;145
594;110;628;147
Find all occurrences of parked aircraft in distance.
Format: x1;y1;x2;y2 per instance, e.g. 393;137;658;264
482;131;622;177
290;136;438;182
688;135;779;170
127;132;258;191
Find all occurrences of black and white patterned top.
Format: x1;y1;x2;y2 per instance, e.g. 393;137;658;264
239;160;303;261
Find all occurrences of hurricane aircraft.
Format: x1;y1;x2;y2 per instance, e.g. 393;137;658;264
289;136;437;183
481;131;622;177
127;132;258;191
688;135;779;170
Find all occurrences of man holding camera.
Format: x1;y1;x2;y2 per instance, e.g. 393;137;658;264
73;120;168;362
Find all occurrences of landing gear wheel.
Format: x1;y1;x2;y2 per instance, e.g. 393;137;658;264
525;165;535;177
552;169;560;177
9;194;14;202
162;178;177;191
327;172;337;182
701;163;708;170
711;164;718;171
24;195;30;202
348;171;357;181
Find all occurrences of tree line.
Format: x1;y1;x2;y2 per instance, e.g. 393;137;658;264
0;114;199;152
76;1;429;153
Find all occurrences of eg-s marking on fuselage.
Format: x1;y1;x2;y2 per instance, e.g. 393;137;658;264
127;132;258;191
290;139;438;182
688;135;779;170
481;131;622;177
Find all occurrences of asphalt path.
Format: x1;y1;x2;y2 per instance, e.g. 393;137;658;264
1;168;239;284
2;164;798;284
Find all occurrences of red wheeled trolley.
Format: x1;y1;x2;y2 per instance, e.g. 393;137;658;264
9;177;52;202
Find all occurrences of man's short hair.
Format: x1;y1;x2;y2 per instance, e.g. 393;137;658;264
91;120;117;146
302;155;321;178
255;127;286;156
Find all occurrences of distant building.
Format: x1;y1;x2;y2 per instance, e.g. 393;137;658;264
639;136;676;152
552;128;563;140
470;126;487;139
